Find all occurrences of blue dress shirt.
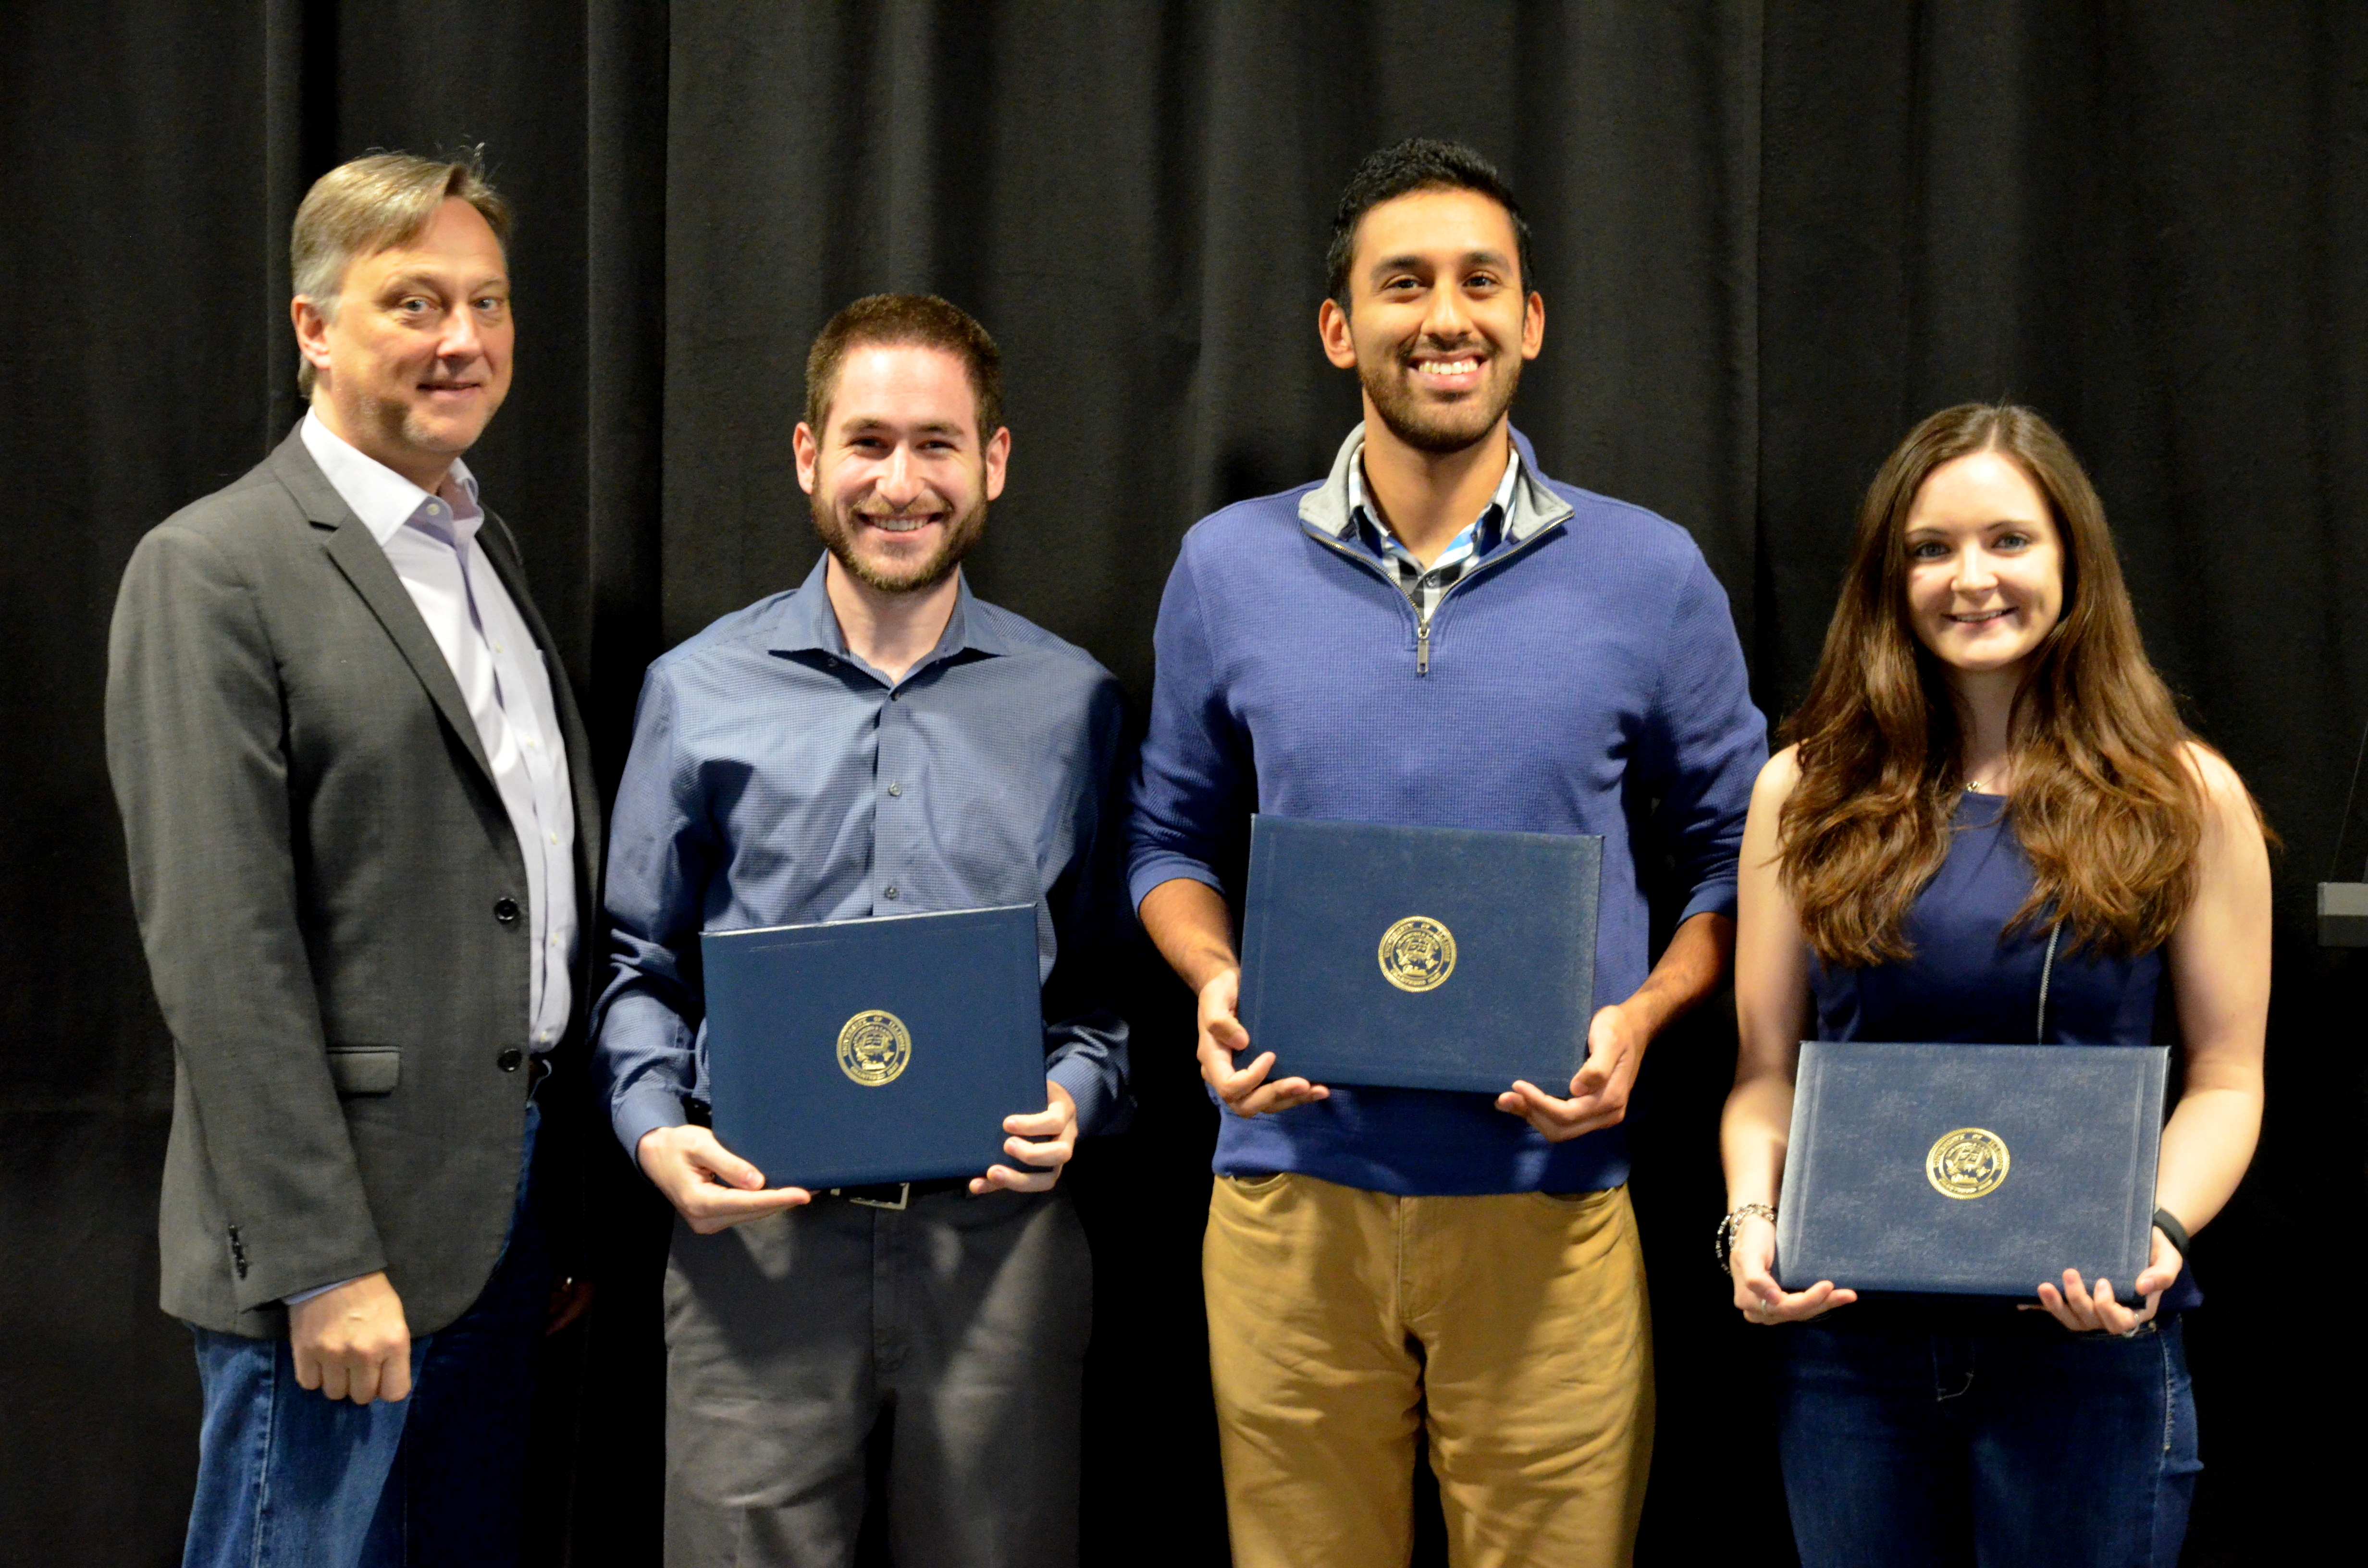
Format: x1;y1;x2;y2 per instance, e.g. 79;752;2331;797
592;556;1133;1160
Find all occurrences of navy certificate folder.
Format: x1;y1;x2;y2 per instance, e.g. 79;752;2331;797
700;904;1047;1190
1236;815;1602;1093
1776;1041;2167;1299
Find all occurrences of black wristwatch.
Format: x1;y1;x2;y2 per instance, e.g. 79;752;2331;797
2151;1207;2191;1262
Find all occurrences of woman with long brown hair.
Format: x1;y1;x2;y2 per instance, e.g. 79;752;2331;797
1718;404;2269;1564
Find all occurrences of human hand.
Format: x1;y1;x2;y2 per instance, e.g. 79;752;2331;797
1727;1212;1857;1325
289;1272;414;1405
1497;1003;1645;1141
2032;1228;2181;1334
636;1124;811;1234
544;1277;594;1335
973;1081;1079;1194
1195;966;1329;1118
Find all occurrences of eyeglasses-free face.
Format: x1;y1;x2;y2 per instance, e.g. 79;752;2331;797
1319;186;1543;456
1902;449;2066;681
795;343;1008;596
296;197;514;490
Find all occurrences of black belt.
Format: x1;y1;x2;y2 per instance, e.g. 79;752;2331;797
818;1177;968;1211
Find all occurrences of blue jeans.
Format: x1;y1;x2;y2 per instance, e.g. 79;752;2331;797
1773;1312;2200;1568
182;1103;549;1568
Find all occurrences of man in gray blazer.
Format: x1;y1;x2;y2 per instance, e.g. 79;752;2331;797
106;151;599;1568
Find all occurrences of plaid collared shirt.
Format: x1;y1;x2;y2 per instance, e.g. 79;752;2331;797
1347;445;1524;624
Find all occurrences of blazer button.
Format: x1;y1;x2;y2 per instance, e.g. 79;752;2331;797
493;897;521;925
497;1048;524;1073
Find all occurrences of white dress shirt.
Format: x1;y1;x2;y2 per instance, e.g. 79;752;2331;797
300;412;577;1052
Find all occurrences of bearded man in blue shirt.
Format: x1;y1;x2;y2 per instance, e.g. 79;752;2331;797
1131;140;1767;1566
593;295;1129;1567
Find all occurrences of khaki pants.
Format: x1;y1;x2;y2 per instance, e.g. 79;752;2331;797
1204;1173;1653;1568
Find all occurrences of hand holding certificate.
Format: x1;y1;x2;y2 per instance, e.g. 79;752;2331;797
636;1096;1079;1231
649;905;1052;1224
1773;1041;2169;1304
1233;817;1605;1098
1494;997;1647;1142
2031;1225;2186;1334
1195;962;1333;1118
636;1122;812;1234
971;1079;1079;1194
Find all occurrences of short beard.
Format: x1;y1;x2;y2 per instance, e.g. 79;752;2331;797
811;490;987;595
1360;349;1522;455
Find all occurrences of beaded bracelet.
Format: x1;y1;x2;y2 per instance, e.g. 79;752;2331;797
1714;1203;1776;1270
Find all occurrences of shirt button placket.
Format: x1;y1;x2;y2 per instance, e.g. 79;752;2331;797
878;690;903;912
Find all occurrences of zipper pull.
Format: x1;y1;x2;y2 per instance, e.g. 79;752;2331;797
1417;617;1431;676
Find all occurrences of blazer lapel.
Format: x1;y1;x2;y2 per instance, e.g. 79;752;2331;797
269;429;499;787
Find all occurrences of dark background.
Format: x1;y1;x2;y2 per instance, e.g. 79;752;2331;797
4;2;2363;1564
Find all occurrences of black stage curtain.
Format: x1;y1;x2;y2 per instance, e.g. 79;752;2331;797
4;4;2361;1564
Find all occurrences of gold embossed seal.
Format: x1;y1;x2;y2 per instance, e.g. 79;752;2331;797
1377;916;1457;993
836;1009;912;1087
1925;1127;2010;1200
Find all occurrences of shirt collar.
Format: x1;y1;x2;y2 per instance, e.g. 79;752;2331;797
1300;421;1574;545
763;553;1009;668
1344;435;1522;558
300;409;482;548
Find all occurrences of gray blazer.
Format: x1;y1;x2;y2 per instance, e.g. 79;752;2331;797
106;426;603;1338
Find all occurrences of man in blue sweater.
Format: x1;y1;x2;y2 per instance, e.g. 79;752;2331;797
1130;140;1766;1565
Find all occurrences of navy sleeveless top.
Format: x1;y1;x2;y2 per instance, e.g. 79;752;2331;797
1810;791;2198;1311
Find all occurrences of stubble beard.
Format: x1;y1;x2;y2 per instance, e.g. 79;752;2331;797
1360;347;1522;455
811;490;987;595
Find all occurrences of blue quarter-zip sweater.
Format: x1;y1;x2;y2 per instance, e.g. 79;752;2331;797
1127;425;1767;1195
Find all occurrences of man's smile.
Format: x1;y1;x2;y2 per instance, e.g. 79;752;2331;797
1406;349;1487;392
856;509;946;535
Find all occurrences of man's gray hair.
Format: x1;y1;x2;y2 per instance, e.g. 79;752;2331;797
290;150;511;395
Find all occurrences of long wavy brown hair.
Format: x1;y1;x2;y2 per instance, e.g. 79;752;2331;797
1779;403;2211;966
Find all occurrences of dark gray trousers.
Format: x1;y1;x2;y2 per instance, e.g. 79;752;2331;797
661;1187;1092;1568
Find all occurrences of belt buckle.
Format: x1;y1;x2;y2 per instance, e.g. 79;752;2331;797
846;1182;910;1212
